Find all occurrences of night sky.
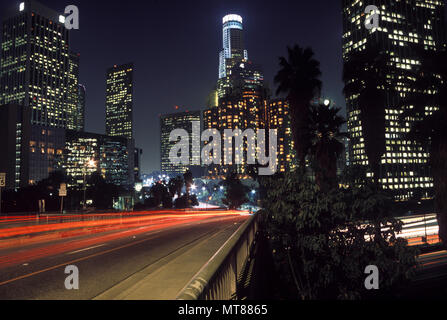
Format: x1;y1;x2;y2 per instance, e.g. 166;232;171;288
1;0;353;173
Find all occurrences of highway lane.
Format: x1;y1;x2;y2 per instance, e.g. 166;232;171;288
0;213;249;300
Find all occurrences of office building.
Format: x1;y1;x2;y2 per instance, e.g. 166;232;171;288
67;52;83;131
106;63;134;139
266;99;297;174
160;111;201;175
342;0;446;199
64;131;134;188
0;104;65;189
77;84;86;131
0;1;78;129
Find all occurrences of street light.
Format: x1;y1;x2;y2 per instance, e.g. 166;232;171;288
83;158;96;210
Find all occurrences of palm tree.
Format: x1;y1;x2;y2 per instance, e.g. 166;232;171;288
275;45;322;168
342;47;391;181
309;103;346;191
404;49;447;245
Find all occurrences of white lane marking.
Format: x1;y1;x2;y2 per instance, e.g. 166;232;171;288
67;244;107;255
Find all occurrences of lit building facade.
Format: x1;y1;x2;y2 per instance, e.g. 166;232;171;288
64;131;133;188
67;52;83;131
266;99;297;173
204;15;269;179
160;111;202;175
106;63;134;139
0;104;65;189
342;0;446;199
0;1;78;129
0;104;31;190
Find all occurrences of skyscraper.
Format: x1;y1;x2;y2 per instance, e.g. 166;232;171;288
0;1;77;129
266;99;297;174
106;63;134;139
160;111;201;175
205;14;269;179
219;14;248;79
78;84;86;131
67;52;82;131
342;0;446;199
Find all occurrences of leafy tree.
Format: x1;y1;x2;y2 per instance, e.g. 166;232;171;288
87;172;121;209
308;103;346;191
149;181;169;208
174;194;198;209
222;171;248;210
275;45;322;168
260;171;418;299
183;170;193;196
168;176;184;199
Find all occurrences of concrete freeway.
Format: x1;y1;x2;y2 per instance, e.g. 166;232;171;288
0;210;250;300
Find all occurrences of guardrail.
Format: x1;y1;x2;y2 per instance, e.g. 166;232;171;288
176;211;260;300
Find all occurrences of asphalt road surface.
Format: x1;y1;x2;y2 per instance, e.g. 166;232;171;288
0;211;249;300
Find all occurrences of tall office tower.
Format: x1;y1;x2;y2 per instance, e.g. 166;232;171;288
206;14;269;179
67;52;81;131
106;63;134;139
160;111;201;175
266;99;297;174
342;0;446;199
78;84;86;131
0;1;75;129
219;14;248;79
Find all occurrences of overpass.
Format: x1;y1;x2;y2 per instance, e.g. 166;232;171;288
0;209;444;300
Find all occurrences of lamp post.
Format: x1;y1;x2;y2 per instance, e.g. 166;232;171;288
83;159;96;210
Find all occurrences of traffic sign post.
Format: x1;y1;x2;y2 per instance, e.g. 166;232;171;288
0;173;5;216
59;183;67;214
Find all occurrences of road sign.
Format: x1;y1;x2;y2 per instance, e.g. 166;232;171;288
0;173;5;187
59;183;67;197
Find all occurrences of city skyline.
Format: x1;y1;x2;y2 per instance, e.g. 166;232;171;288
1;0;446;175
0;0;355;174
0;0;446;303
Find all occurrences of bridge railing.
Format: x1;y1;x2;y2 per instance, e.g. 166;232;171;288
176;211;260;300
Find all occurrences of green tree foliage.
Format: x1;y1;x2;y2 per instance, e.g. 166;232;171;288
222;171;248;210
308;103;346;191
183;170;193;196
149;181;170;208
168;176;184;199
260;171;418;299
174;194;199;209
275;45;322;167
87;172;121;209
